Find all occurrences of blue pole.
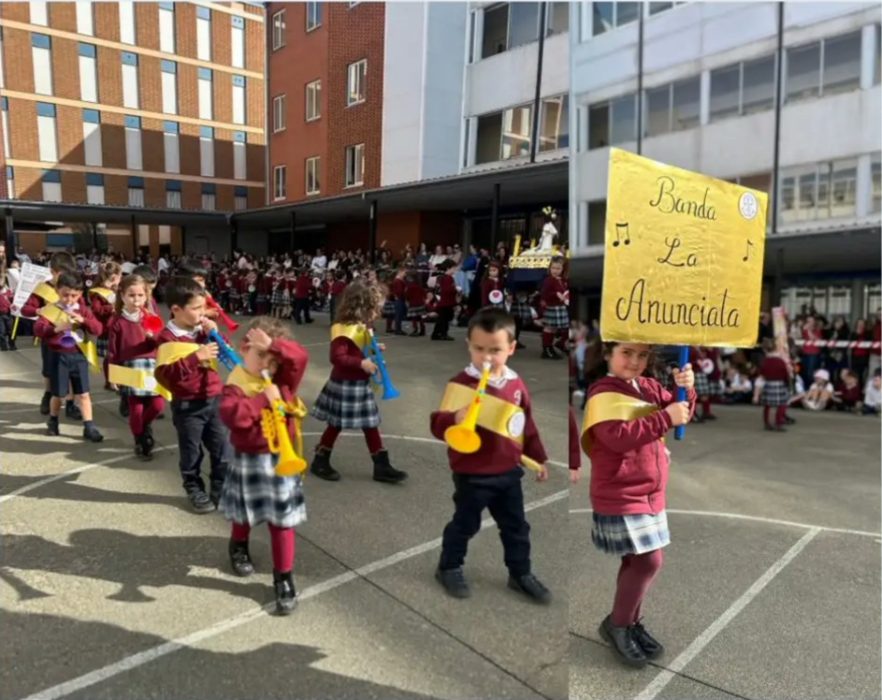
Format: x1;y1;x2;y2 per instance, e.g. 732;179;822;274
674;346;690;440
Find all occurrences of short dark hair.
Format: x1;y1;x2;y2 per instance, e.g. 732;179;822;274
177;259;209;279
55;271;83;291
49;251;76;274
467;306;516;342
131;264;157;284
165;276;205;309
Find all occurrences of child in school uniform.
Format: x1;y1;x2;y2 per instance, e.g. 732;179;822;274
431;307;551;602
405;272;426;337
309;280;407;484
293;269;313;325
754;338;792;430
219;318;310;615
88;261;122;390
431;260;457;341
35;271;105;442
689;346;722;422
578;339;695;668
539;257;569;360
154;277;230;513
0;276;15;351
389;266;408;336
329;271;347;323
480;261;505;309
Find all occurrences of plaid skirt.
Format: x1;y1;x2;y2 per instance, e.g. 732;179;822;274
543;305;569;329
407;305;426;319
383;300;396;319
97;337;108;358
311;377;381;429
591;511;670;556
761;380;790;407
271;289;286;306
120;357;160;398
219;451;306;528
510;301;534;324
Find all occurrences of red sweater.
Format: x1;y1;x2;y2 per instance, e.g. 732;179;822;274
541;276;567;307
569;406;580;471
20;287;51;318
329;336;368;382
220;339;309;454
154;326;223;400
481;277;503;306
405;281;425;306
585;375;696;515
34;302;103;354
390;277;406;300
106;313;158;363
88;291;115;339
759;355;789;381
294;276;311;299
430;368;547;476
330;280;347;297
436;274;456;308
0;289;12;315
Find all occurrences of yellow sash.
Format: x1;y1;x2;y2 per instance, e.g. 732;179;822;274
580;391;660;453
109;364;172;400
226;365;308;460
331;322;369;350
33;281;58;304
38;304;99;368
439;381;526;446
154;341;218;393
88;287;115;303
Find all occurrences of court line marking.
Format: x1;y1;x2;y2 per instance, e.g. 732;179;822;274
633;527;821;700
15;489;568;700
568;508;880;539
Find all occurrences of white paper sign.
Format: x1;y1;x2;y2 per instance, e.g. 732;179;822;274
11;262;52;318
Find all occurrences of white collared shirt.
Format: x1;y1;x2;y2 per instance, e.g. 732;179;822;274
465;363;517;389
167;320;197;339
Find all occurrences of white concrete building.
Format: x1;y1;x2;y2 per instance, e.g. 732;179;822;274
570;1;881;321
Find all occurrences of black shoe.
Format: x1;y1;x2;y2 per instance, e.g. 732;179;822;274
599;615;648;668
0;338;8;351
157;412;166;420
435;566;470;599
40;392;52;415
310;448;341;481
541;347;559;360
784;416;796;425
8;339;16;351
631;620;664;660
516;341;527;350
703;414;717;421
187;489;215;514
143;425;155;450
66;401;83;421
394;330;407;336
272;570;297;615
764;424;775;431
507;573;551;604
46;416;60;436
692;414;705;424
371;450;407;484
134;436;145;459
209;483;224;508
443;335;455;341
408;330;420;337
119;395;129;418
83;426;104;442
229;539;255;577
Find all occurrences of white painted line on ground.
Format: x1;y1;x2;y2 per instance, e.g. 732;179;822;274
568;507;880;539
16;488;568;700
633;527;821;700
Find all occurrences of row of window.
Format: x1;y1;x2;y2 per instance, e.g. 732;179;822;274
27;0;248;69
473;94;568;166
586;26;880;148
5;166;250;211
271;144;364;199
271;3;361;50
271;60;366;132
1;99;249;181
23;33;249;125
591;2;683;36
475;2;569;62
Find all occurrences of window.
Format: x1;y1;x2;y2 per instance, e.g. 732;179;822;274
345;144;364;187
128;176;144;207
30;1;48;26
166;180;182;209
273;165;287;200
479;3;548;59
509;3;540;49
476;113;502;164
76;2;94;36
786;42;820;102
42;169;62;202
784;32;860;103
1;98;9;160
588;94;637;149
872;154;881;213
196;6;211;62
306;80;321;120
233;131;246;180
0;27;5;90
163;121;179;174
234;186;247;211
588;103;609;149
121;52;139;109
306;156;320;195
482;5;508;58
79;43;98;103
539;95;568;151
587;201;607;246
546;2;569;36
649;2;672;14
231;16;245;68
199;126;214;177
671;77;700;131
272;10;286;50
32;34;52;96
306;2;322;31
592;2;638;36
158;2;175;54
710;56;776;121
876;24;881;86
125;116;142;170
232;75;246;125
779;159;859;224
119;0;136;45
36;102;57;162
198;68;212;120
502;104;532;158
161;60;177;115
645;84;670;137
82;109;102;167
6;166;14;199
272;94;286;132
86;173;104;205
347;60;366;106
709;64;740;120
201;182;216;211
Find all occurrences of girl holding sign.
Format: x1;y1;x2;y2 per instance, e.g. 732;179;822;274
576;339;695;668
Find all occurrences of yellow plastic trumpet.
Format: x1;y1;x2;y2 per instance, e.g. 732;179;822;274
259;370;307;477
444;361;491;454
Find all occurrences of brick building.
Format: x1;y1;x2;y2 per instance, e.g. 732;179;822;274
0;0;265;258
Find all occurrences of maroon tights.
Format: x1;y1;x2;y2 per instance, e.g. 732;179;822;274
231;522;295;573
764;405;787;427
542;328;568;348
611;549;664;627
319;425;384;453
128;396;165;438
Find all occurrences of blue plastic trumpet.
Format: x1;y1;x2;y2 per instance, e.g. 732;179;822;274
364;330;400;400
208;329;243;370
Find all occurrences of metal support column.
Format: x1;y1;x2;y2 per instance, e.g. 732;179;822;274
289;210;296;252
636;6;645;155
771;246;784;309
770;2;784;237
3;208;14;253
368;200;378;264
490;183;500;250
529;2;548;164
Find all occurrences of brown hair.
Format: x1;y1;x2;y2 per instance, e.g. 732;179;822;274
246;316;291;340
582;338;663;385
96;261;122;287
114;274;148;314
468;307;516;342
334;279;383;325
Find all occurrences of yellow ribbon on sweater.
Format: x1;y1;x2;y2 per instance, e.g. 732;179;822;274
580;391;660;453
438;381;526;446
154;341;218;394
37;304;99;368
33;282;58;304
109;364;172;400
330;322;369;350
88;287;116;303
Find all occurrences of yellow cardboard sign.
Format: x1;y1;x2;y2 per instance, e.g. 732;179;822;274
601;149;767;347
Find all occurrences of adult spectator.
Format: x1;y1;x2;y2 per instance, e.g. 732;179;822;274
800;315;823;387
871;314;882;378
428;245;448;272
15;246;30;265
850;318;872;383
311;248;327;273
864;370;881;415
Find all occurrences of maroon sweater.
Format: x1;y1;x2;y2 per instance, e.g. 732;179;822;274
0;289;12;315
154;326;223;400
330;280;347;298
541;276;567;307
106;313;158;364
220;339;310;453
88;291;115;339
759;355;789;381
405;281;425;306
329;336;369;382
430;368;547;476
294;276;311;299
390;277;406;300
20;285;53;318
34;302;103;354
436;274;456;308
481;277;503;306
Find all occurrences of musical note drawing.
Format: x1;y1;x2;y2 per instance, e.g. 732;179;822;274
742;240;754;262
613;222;631;247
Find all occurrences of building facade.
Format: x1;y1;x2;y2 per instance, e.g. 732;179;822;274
570;1;882;323
0;0;266;257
